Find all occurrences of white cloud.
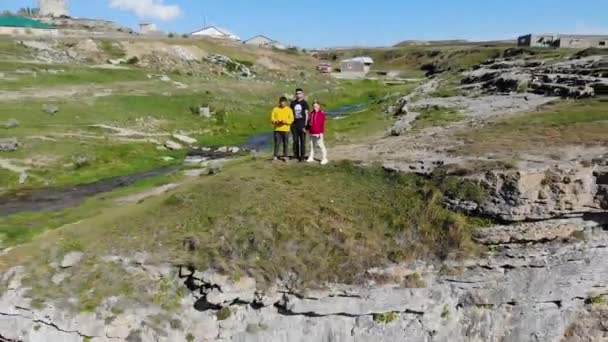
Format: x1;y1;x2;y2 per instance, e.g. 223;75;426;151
109;0;182;21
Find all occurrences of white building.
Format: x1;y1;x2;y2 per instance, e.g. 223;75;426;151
244;35;275;46
190;26;240;41
139;23;158;35
341;56;374;74
243;35;287;49
39;0;68;18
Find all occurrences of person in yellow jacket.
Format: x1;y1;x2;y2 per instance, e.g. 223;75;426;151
271;96;294;161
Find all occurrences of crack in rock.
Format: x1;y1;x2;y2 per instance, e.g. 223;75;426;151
0;311;121;341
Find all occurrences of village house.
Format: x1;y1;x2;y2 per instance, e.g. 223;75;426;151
518;34;608;49
243;35;286;49
190;26;240;41
244;35;274;46
0;16;59;36
341;56;374;75
139;23;159;35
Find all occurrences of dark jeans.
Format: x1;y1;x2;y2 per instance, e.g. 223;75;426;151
291;124;307;160
273;131;289;158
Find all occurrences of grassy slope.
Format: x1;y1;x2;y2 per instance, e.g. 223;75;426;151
459;98;608;155
0;172;178;248
0;78;411;189
1;159;485;311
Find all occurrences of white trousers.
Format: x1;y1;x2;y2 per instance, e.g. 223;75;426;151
309;134;328;161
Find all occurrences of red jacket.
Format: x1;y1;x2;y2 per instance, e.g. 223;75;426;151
309;110;326;135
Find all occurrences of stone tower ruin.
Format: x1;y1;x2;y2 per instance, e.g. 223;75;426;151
39;0;69;17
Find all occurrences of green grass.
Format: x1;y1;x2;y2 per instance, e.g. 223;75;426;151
0;171;178;248
0;39;30;59
0;168;19;190
412;107;465;130
8;160;483;288
585;295;606;306
0;65;147;90
460;98;608;155
0;77;401;191
373;312;400;324
99;40;126;59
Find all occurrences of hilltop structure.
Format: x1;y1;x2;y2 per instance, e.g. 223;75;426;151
139;23;159;35
191;26;240;41
243;35;286;49
341;56;374;75
39;0;68;18
518;33;608;49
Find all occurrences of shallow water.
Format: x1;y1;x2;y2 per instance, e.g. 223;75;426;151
243;103;367;151
0;166;179;217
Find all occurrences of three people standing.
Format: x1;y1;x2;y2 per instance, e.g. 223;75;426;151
270;88;329;164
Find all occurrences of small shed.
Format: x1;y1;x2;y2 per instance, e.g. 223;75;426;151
341;56;374;74
0;16;58;36
191;26;240;41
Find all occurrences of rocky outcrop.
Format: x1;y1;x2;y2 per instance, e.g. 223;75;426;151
473;218;592;245
472;164;601;222
462;56;608;98
0;138;19;152
2;224;608;342
206;54;254;79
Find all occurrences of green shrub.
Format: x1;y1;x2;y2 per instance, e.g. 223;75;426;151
373;312;399;324
403;273;427;288
126;56;139;65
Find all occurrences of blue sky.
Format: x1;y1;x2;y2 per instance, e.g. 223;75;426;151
5;0;608;48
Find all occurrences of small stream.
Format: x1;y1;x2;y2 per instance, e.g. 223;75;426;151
0;166;179;217
0;150;241;216
0;103;366;216
243;103;366;151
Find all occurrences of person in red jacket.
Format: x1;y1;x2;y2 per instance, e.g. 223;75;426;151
306;100;329;165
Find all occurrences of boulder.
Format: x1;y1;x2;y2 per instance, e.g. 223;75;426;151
390;112;421;136
476;165;597;221
42;104;59;115
164;140;183;151
199;107;211;118
172;134;197;145
61;252;84;268
107;58;126;65
3;119;19;129
0;138;19;151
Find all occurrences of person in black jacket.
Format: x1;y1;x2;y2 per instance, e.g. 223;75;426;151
290;88;309;161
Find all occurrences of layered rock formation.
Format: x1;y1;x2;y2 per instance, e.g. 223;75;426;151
2;221;607;341
462;55;608;98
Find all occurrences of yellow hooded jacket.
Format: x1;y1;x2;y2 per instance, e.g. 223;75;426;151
271;106;294;132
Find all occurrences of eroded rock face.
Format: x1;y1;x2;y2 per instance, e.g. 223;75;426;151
476;165;599;222
2;225;608;342
462;55;608;98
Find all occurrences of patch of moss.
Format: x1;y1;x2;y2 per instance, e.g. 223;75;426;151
585;295;606;305
441;304;450;319
402;273;427;288
216;307;232;321
373;311;400;324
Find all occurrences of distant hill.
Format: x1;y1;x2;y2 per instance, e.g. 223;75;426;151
394;39;515;47
394;39;468;47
